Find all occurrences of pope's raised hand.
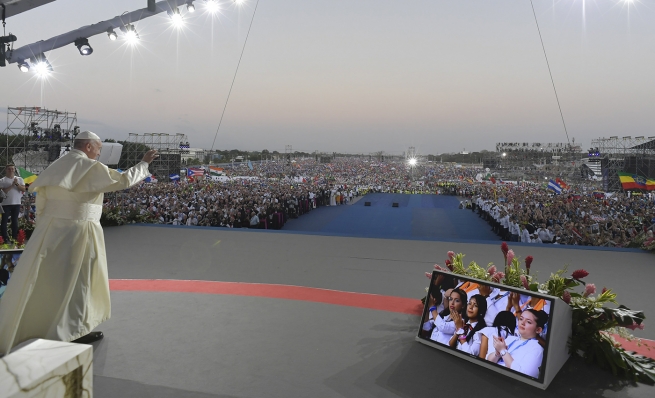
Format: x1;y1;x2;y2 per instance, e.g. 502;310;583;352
142;150;159;164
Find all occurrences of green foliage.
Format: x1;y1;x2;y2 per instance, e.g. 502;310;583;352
427;247;655;384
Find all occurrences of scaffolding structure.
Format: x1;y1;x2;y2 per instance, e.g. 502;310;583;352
122;133;187;181
3;107;78;173
591;136;655;192
481;140;584;182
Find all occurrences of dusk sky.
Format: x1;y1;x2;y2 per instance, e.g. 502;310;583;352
1;0;654;156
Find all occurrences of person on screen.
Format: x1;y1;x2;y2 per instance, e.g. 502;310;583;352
421;276;458;336
478;311;517;360
448;294;488;356
506;292;549;346
430;289;467;345
487;309;548;379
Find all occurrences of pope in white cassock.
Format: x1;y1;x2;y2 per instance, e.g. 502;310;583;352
0;131;158;355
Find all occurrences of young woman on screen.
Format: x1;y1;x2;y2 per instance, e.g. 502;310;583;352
421;276;457;337
487;309;548;379
448;294;487;356
478;311;517;360
429;289;467;345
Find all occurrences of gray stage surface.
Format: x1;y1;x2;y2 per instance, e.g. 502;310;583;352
91;225;655;397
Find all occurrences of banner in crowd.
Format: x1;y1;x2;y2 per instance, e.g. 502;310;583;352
547;180;563;194
18;167;37;184
209;166;225;176
188;168;205;177
618;172;655;191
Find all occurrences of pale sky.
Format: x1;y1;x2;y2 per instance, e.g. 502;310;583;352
1;0;654;155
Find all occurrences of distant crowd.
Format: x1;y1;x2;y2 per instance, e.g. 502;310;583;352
17;158;655;248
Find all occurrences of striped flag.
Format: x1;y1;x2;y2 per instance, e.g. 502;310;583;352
18;167;37;184
548;180;563;194
187;168;204;177
617;172;655;191
169;173;180;181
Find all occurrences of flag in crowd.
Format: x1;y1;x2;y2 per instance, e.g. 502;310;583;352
555;177;569;190
18;167;37;184
548;179;563;194
248;160;254;170
169;173;180;181
209;166;224;176
618;172;655;191
144;174;157;183
188;168;205;177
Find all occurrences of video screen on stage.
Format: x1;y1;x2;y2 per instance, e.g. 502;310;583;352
0;250;24;300
418;270;554;382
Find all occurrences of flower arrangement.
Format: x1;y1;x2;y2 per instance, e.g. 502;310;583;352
424;243;655;383
0;229;27;250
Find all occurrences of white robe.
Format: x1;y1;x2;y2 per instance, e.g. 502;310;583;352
0;149;149;355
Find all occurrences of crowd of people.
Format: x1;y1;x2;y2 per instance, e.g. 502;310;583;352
421;274;550;379
462;183;655;247
9;158;655;248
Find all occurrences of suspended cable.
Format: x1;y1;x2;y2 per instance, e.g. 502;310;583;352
529;0;570;145
210;0;260;152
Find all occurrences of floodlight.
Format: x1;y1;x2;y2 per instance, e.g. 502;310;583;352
107;29;118;41
206;0;219;13
18;61;30;72
74;38;93;56
31;53;53;77
187;1;196;12
408;158;417;166
169;8;184;28
502;152;507;157
121;24;140;45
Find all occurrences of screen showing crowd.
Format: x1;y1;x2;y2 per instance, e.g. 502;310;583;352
418;271;553;381
0;251;22;300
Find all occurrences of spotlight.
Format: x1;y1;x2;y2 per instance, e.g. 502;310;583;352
31;53;53;77
74;38;93;56
169;8;184;28
121;24;140;45
187;1;196;12
206;0;219;13
18;61;30;72
107;29;118;41
408;158;417;166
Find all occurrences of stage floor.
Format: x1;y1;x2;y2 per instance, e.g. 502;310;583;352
88;224;655;397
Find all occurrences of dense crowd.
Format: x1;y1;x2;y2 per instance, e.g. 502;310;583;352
17;158;655;248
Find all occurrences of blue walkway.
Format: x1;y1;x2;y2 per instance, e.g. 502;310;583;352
284;193;499;241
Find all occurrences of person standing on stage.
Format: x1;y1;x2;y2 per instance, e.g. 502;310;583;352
0;165;27;243
0;131;158;355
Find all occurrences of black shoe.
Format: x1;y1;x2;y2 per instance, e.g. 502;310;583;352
72;331;104;344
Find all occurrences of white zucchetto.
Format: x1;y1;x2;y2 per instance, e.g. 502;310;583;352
75;131;101;140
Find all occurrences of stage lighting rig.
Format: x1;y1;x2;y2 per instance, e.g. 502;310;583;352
187;1;196;12
18;61;29;72
0;34;17;68
74;38;93;56
168;7;184;28
107;29;118;41
31;53;52;76
120;24;140;45
206;0;219;13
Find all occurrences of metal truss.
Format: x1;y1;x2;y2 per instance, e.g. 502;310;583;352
122;133;187;182
592;135;655;192
3;106;77;173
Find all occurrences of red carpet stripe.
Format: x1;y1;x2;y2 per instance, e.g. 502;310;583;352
109;279;424;316
109;279;655;360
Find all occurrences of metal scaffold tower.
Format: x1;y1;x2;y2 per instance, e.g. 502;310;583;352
3;107;78;173
592;135;655;192
122;133;187;181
